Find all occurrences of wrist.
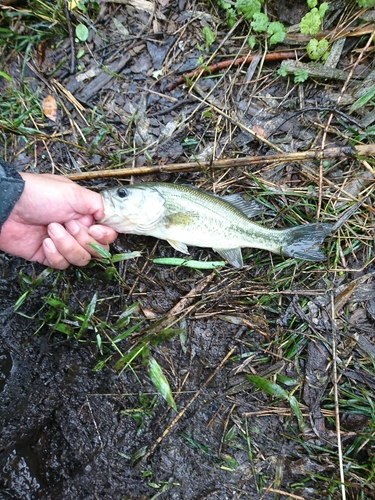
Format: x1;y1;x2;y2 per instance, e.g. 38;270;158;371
0;159;25;231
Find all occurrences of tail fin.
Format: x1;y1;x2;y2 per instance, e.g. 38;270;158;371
281;223;333;262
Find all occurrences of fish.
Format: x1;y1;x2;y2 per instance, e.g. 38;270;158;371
99;183;333;268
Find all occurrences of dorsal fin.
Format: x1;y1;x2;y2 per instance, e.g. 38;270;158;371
222;194;263;218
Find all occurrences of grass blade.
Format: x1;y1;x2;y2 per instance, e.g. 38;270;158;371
148;357;177;411
153;257;225;269
245;374;289;399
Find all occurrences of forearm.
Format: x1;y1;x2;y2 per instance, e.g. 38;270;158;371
0;159;25;230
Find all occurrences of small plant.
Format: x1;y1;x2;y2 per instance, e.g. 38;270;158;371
356;0;375;6
197;25;216;64
300;1;328;35
215;0;263;29
201;25;216;50
300;1;329;61
213;0;333;58
121;393;158;433
277;66;309;84
245;374;305;432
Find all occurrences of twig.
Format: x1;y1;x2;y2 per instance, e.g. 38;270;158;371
64;144;374;181
167;51;302;91
330;293;346;500
262;488;304;500
63;0;75;74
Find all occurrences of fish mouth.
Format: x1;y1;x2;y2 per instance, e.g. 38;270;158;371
99;191;115;223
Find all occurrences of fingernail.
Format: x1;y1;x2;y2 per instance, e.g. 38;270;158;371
44;238;56;254
65;220;80;236
88;225;103;239
48;223;65;239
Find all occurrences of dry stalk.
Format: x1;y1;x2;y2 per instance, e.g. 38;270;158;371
330;293;346;500
64;144;375;181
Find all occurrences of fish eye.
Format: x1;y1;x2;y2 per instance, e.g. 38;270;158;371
117;188;128;198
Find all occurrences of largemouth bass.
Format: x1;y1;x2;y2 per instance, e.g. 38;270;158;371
99;183;333;268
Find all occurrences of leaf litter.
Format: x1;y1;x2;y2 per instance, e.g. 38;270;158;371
1;0;375;498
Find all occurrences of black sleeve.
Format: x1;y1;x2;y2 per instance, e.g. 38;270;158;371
0;159;25;231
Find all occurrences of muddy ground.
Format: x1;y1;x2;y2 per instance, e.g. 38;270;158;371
1;0;375;499
1;257;298;499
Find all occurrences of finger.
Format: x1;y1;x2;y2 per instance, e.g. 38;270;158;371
43;238;70;270
48;222;91;266
64;220;111;258
88;224;118;244
76;214;96;228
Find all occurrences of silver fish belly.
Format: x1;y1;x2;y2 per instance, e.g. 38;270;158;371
99;183;332;268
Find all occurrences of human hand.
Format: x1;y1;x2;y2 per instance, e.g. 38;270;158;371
0;173;118;269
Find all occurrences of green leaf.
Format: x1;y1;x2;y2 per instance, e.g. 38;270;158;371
76;47;85;59
75;23;89;42
247;35;257;48
226;8;237;27
318;2;329;18
202;26;215;49
153;257;225;269
196;53;204;66
245;374;289;399
235;0;263;20
96;333;103;354
250;12;268;33
115;343;145;371
148;357;177;411
111;251;141;262
33;268;54;286
77;292;97;337
112;320;144;342
307;0;317;7
277;66;288;77
276;374;298;386
289;395;305;432
88;242;112;259
220;454;239;470
14;291;30;311
44;296;67;309
112;302;141;330
307;38;329;60
267;21;286;45
299;8;321;35
0;71;12;81
356;0;375;6
349;85;375;113
293;69;309;83
131;446;147;466
218;0;232;9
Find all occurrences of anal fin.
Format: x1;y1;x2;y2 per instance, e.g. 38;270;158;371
213;248;243;268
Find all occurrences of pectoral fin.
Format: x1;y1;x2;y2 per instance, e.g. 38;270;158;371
213;248;243;268
167;212;198;227
167;240;189;254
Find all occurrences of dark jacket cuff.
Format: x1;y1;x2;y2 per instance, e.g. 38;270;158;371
0;159;25;230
